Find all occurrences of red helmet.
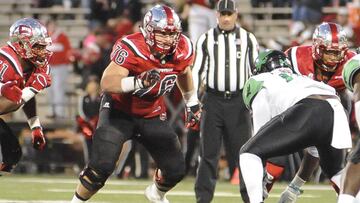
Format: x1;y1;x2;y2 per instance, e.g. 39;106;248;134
141;5;182;57
312;22;348;72
8;18;52;67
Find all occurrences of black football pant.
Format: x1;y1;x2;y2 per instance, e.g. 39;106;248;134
88;94;185;191
0;118;22;171
195;91;252;203
240;98;345;200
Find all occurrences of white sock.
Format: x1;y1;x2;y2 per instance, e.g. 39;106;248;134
338;194;355;203
289;175;306;189
239;153;264;203
71;194;86;203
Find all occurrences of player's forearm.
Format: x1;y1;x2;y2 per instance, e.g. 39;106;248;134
0;97;21;115
177;68;198;106
22;97;37;119
101;74;143;93
101;74;124;93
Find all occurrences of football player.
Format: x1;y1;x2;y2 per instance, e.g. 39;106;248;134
0;18;52;172
70;5;201;203
273;22;356;203
240;50;352;203
338;54;360;203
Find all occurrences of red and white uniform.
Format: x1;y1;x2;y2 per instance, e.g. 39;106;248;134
0;45;50;89
110;32;194;118
286;45;356;91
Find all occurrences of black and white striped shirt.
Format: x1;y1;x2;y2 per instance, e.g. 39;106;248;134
192;26;258;93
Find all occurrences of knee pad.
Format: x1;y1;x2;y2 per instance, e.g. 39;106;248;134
79;166;109;192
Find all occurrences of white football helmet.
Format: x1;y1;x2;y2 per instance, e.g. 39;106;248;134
141;5;182;57
8;18;52;67
312;22;348;71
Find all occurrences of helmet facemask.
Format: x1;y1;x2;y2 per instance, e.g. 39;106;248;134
28;43;53;67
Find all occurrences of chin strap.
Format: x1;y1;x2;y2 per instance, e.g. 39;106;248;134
314;58;339;72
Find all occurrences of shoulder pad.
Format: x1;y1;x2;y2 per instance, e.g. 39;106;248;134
343;55;360;91
243;77;264;109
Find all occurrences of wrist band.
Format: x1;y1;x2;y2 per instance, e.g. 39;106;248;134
121;77;143;93
183;90;198;107
22;87;37;102
27;116;41;129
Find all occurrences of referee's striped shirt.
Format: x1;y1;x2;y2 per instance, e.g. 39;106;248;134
192;26;258;94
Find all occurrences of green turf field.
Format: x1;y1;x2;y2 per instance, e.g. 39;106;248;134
0;175;337;202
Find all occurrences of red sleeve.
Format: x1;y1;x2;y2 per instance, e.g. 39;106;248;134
174;35;195;72
0;55;21;83
110;39;138;72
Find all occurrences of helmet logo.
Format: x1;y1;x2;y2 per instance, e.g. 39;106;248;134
18;25;33;37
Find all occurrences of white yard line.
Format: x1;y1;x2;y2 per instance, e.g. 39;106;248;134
47;188;320;198
5;177;334;191
0;201;106;203
7;178;149;186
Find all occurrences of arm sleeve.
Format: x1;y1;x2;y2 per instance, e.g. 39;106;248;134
251;89;272;135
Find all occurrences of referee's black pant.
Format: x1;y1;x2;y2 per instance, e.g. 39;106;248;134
195;89;252;203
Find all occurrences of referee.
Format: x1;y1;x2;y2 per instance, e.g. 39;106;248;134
191;0;258;202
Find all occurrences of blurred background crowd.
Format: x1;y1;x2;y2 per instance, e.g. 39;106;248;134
0;0;359;184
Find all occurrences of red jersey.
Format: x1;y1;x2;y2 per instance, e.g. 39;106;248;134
110;32;194;118
48;30;72;66
285;45;356;91
0;45;50;89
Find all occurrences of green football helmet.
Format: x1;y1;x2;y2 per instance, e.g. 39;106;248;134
254;49;293;74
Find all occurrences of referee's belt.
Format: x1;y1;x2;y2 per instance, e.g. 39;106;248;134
206;88;241;99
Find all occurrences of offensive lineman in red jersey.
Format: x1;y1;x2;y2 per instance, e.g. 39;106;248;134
71;5;201;203
0;18;52;172
269;22;355;203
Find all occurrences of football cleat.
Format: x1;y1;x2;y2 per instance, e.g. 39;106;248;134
145;183;169;203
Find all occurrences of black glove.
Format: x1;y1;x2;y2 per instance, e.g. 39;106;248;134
185;103;201;130
136;69;161;88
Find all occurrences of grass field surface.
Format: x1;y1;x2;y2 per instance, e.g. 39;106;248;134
0;175;337;202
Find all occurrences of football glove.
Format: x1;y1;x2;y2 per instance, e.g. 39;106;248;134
136;69;161;88
31;127;46;151
26;72;52;93
0;81;22;103
185;103;201;130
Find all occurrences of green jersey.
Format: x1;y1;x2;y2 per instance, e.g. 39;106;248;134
343;54;360;92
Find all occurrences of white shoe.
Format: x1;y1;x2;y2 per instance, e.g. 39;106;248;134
278;184;302;203
145;183;170;203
